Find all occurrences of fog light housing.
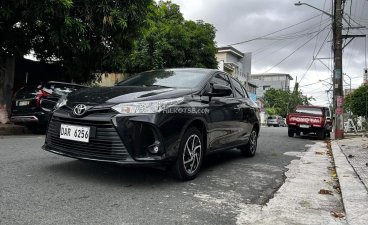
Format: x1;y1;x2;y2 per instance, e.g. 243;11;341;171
148;141;161;154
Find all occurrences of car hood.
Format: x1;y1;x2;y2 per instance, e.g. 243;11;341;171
66;86;195;104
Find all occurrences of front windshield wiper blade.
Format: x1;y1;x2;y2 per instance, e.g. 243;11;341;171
143;84;171;88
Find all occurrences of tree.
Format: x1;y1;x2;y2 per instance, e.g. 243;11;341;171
264;88;314;117
349;85;368;117
126;1;218;73
0;0;152;123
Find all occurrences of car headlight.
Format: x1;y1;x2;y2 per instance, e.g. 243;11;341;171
112;97;184;114
55;95;67;109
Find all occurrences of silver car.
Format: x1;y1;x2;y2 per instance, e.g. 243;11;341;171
267;115;285;127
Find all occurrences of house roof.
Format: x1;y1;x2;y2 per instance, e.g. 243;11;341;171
251;73;294;80
217;46;244;58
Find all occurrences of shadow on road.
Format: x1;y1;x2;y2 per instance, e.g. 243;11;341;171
43;149;248;186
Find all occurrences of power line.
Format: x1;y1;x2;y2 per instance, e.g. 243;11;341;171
299;77;330;87
227;13;327;46
299;28;332;83
262;23;331;74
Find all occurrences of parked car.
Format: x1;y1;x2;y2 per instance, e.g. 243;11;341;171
11;81;87;132
286;105;332;140
267;115;285;127
43;68;260;180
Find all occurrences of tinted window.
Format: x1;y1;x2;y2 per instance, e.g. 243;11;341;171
230;78;245;98
118;70;208;88
210;73;232;87
241;86;249;98
295;107;323;115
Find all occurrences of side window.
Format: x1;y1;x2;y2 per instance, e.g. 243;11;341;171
230;78;246;98
210;73;232;87
241;86;249;98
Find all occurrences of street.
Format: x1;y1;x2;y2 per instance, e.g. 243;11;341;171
1;127;315;225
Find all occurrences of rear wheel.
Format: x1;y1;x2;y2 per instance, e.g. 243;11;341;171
240;129;258;157
288;128;294;137
171;127;204;181
317;129;325;140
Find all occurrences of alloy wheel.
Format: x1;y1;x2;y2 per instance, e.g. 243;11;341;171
182;134;202;175
249;131;257;154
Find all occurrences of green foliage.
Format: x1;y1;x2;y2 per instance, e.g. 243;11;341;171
126;1;218;73
343;93;351;113
266;107;278;116
0;0;152;82
264;88;314;117
349;85;368;117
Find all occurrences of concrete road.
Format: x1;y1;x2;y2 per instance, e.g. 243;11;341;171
0;127;315;225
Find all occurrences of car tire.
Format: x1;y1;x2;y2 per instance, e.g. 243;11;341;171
240;129;258;157
288;129;294;137
317;129;325;140
171;127;204;181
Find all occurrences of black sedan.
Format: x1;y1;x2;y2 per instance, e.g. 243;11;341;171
43;68;260;180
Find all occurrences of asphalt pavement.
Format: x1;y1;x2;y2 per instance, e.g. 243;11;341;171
0;127;315;225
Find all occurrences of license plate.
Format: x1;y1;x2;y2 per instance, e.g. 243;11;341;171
299;124;310;128
17;100;29;106
60;124;90;143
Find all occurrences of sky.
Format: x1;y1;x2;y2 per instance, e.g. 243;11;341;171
167;0;368;106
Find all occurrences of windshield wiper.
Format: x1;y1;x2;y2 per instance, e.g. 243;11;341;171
143;84;171;88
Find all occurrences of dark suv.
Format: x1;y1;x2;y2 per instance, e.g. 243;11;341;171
11;81;87;132
43;69;260;180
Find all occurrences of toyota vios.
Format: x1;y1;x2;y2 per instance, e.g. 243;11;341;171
43;68;260;180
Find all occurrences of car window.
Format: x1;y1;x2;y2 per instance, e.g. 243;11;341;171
117;70;209;88
210;73;232;87
295;107;323;115
230;77;245;98
241;86;249;98
209;73;233;97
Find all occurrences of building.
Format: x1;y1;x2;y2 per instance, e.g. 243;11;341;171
250;73;294;98
216;46;257;101
216;46;251;84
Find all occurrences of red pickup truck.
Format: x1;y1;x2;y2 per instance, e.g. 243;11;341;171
286;105;332;140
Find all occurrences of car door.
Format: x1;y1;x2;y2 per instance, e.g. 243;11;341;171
241;85;259;132
207;73;242;151
229;77;254;145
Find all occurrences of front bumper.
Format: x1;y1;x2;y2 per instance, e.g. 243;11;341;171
43;109;189;165
11;115;39;123
11;111;49;125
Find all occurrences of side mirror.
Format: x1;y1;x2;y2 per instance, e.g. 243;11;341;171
205;84;232;97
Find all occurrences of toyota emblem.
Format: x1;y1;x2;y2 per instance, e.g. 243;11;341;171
73;104;87;116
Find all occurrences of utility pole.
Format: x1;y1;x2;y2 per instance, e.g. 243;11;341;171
333;0;344;139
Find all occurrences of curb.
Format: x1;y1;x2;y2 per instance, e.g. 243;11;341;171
0;124;30;135
331;140;368;225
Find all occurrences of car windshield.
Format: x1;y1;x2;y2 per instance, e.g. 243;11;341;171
295;107;323;115
117;70;209;88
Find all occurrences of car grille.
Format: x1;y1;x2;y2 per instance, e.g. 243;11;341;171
46;116;129;161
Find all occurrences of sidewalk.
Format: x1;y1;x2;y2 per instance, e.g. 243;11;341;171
331;136;368;225
0;124;30;135
237;141;346;224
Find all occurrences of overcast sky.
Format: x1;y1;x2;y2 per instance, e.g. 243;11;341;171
168;0;368;105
